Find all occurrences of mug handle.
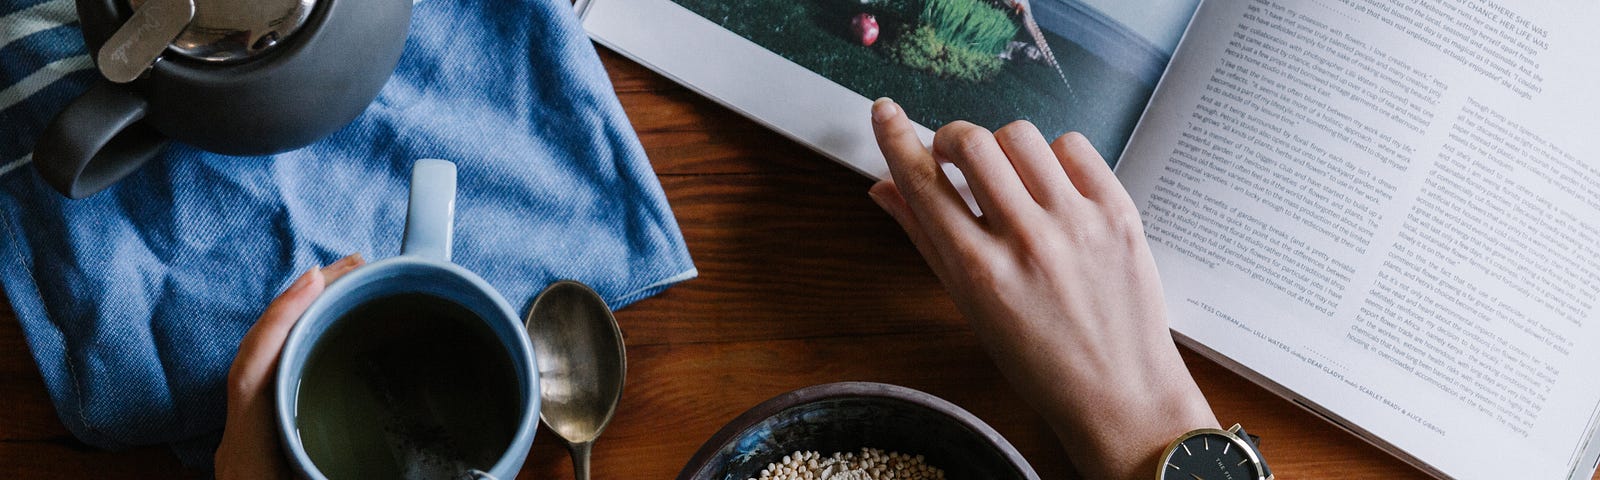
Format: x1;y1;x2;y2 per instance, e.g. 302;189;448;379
401;159;457;262
33;81;169;199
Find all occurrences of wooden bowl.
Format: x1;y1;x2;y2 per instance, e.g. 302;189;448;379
677;382;1040;480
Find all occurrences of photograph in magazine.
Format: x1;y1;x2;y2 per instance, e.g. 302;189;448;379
665;0;1198;163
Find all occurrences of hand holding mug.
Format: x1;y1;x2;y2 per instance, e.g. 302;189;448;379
217;160;540;480
215;254;365;480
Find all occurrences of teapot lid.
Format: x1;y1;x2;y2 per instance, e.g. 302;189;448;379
129;0;317;63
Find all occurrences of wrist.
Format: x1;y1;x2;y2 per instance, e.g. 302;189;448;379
1043;346;1218;480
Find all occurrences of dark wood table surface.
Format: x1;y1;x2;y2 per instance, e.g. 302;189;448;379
1;49;1503;479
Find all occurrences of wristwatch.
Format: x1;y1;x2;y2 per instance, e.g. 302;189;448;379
1156;424;1273;480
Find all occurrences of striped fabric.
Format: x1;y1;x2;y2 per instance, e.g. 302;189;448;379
1;0;93;176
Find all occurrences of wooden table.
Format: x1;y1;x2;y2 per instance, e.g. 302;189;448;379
0;50;1450;479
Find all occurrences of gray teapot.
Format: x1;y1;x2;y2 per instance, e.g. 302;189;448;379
33;0;412;198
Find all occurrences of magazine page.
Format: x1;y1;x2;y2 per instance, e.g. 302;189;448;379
1115;0;1600;478
584;0;1197;170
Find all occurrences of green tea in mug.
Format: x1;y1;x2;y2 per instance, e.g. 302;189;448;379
294;293;522;479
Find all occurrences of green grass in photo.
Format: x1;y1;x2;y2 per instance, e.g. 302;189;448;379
889;25;1005;83
886;0;1016;82
920;0;1017;56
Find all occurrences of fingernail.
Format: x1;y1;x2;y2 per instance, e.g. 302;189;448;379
867;188;889;212
332;253;364;269
871;98;897;123
287;266;320;293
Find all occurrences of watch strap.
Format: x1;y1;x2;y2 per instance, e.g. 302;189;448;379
1231;425;1273;480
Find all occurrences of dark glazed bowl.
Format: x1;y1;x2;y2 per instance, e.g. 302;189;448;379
678;382;1040;480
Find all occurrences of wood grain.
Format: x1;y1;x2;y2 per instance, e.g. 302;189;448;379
0;46;1555;479
0;307;188;478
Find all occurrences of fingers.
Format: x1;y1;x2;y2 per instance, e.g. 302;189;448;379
871;98;981;240
229;266;325;404
1051;132;1128;205
993;121;1079;208
932;121;1033;222
869;180;947;277
225;253;364;405
320;253;365;284
217;253;365;477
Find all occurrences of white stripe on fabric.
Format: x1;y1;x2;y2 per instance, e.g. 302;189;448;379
0;54;91;179
0;154;31;177
0;53;91;111
0;0;77;51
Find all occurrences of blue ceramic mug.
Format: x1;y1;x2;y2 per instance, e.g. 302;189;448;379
274;159;540;479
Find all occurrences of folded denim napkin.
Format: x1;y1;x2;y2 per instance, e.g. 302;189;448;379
0;0;695;464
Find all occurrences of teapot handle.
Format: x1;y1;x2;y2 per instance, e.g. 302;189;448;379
33;81;168;199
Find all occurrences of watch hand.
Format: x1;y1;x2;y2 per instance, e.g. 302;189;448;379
1190;474;1206;480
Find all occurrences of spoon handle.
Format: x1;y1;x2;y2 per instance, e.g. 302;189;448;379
569;441;594;480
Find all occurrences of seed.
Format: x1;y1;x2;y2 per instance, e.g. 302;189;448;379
753;448;943;480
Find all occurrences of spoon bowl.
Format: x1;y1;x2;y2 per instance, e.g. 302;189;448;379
526;280;627;480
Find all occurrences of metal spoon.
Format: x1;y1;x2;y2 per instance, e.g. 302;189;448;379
526;280;626;480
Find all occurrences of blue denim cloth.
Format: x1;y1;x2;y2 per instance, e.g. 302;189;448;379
0;0;695;465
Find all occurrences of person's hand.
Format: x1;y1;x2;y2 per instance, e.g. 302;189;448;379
866;98;1217;479
215;254;365;480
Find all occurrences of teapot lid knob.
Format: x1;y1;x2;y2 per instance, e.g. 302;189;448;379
128;0;318;63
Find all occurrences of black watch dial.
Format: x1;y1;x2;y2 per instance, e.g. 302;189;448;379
1162;432;1260;480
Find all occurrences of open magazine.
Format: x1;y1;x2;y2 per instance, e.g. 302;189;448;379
582;0;1600;478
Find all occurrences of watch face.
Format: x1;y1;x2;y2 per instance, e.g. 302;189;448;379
1162;432;1261;480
